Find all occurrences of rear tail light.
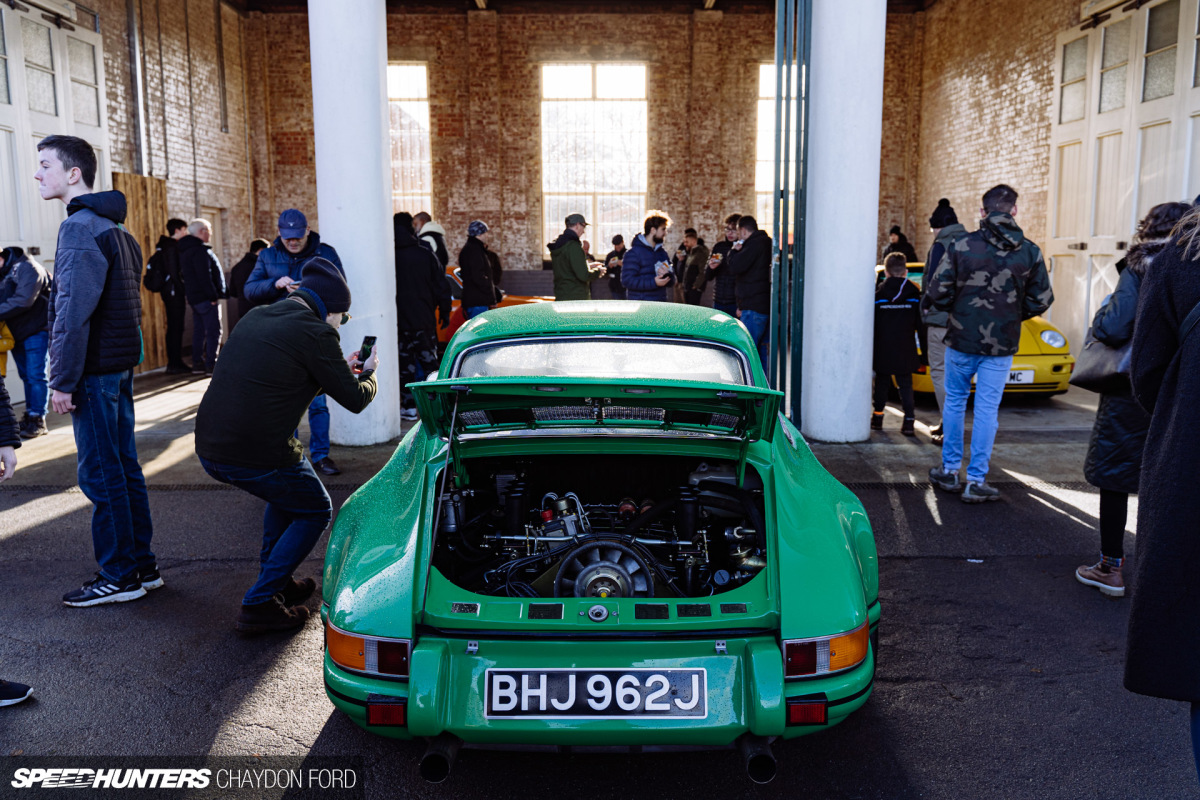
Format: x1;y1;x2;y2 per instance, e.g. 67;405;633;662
366;697;407;727
326;620;411;679
786;697;828;725
783;622;870;679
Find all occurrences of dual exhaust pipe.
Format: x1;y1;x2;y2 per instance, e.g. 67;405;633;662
419;733;776;784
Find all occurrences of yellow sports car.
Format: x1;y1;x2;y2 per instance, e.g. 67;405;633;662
878;263;1075;397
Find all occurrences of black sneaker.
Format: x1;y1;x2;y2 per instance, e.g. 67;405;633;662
139;564;165;591
870;412;884;431
962;481;1002;504
62;573;147;607
164;364;190;375
313;457;341;476
929;466;963;493
190;363;207;374
235;597;312;634
19;415;47;439
901;417;916;437
0;680;33;707
279;576;317;606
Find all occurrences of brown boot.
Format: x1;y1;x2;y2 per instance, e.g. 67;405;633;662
235;596;312;633
1075;560;1125;597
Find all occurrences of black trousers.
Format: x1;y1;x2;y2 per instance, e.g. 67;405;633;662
398;329;441;410
163;293;187;367
873;372;914;417
1099;488;1128;560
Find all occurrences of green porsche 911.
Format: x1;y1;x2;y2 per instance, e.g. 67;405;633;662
320;302;880;784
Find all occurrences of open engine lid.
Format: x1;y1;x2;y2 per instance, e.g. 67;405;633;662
411;376;782;445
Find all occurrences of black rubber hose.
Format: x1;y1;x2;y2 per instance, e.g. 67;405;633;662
622;496;679;536
696;480;766;546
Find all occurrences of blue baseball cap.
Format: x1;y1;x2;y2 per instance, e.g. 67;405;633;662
278;209;308;239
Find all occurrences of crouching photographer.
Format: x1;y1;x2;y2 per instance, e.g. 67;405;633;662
194;257;379;634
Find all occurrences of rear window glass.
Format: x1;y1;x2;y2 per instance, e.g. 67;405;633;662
455;339;747;385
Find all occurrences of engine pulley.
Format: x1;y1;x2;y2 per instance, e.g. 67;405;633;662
553;541;654;599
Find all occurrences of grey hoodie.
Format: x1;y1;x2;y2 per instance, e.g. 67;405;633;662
47;191;144;393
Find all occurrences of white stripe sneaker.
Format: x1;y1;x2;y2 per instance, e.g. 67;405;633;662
62;573;148;607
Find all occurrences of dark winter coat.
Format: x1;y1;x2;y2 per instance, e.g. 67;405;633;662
459;236;500;309
0;373;20;449
1084;257;1154;494
1124;237;1200;704
395;222;451;333
143;236;185;303
195;291;377;469
919;222;968;328
925;213;1053;356
682;243;711;295
728;230;772;314
549;229;599;301
244;232;344;306
177;235;226;305
604;247;626;295
0;249;51;342
621;233;675;302
873;276;922;374
48;191;144;393
708;239;736;305
884;234;918;264
228;251;259;320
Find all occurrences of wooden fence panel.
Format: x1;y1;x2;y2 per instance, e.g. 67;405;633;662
112;172;169;374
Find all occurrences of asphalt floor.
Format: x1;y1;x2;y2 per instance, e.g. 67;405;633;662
1;373;1196;799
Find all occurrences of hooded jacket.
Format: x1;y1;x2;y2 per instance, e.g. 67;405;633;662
459;236;500;309
47;191;144;392
194;290;377;469
419;221;450;268
0;248;51;342
395;221;451;332
883;233;918;264
621;233;675;302
919;222;968;327
243;231;344;306
925;213;1053;357
727;229;772;314
177;234;226;305
873;275;922;374
549;229;599;301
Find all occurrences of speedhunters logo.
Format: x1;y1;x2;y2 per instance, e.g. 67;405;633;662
4;759;363;798
11;769;211;789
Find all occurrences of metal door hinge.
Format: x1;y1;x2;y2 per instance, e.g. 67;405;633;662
1066;242;1088;251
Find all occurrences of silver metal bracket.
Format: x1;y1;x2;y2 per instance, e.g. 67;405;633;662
466;641;479;655
714;640;727;655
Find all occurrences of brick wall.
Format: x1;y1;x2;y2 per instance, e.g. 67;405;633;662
898;0;1081;258
878;12;924;259
236;8;775;271
97;0;254;270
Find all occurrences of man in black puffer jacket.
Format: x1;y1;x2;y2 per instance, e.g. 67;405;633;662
177;218;227;375
726;215;772;365
394;212;450;420
35;134;157;609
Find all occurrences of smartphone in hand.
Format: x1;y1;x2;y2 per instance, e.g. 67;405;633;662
357;336;377;371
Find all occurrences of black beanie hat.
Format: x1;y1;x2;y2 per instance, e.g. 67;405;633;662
299;257;352;314
929;198;958;228
889;225;902;236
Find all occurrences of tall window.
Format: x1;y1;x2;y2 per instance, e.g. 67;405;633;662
1143;0;1179;102
1058;36;1087;122
541;63;646;255
0;14;9;105
756;63;798;236
22;17;56;115
387;63;432;215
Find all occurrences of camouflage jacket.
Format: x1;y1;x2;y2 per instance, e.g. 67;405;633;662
925;213;1053;357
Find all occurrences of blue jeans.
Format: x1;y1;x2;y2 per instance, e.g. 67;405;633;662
307;394;329;461
199;456;333;605
12;330;49;417
738;309;770;367
463;305;489;320
71;370;155;583
191;302;221;369
714;301;738;317
942;346;1012;484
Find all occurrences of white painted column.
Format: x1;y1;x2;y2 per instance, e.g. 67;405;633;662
307;0;401;445
800;0;886;443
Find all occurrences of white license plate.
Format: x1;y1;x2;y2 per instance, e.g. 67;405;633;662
1006;370;1034;384
484;668;707;719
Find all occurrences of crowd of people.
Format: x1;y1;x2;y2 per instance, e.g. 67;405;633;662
2;134;1197;786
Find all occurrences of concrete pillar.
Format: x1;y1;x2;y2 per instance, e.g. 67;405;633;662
307;0;401;445
800;0;886;442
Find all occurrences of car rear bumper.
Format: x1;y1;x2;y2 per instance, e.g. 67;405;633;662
323;634;874;744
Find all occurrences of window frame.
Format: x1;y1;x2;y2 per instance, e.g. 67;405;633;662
386;61;434;217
